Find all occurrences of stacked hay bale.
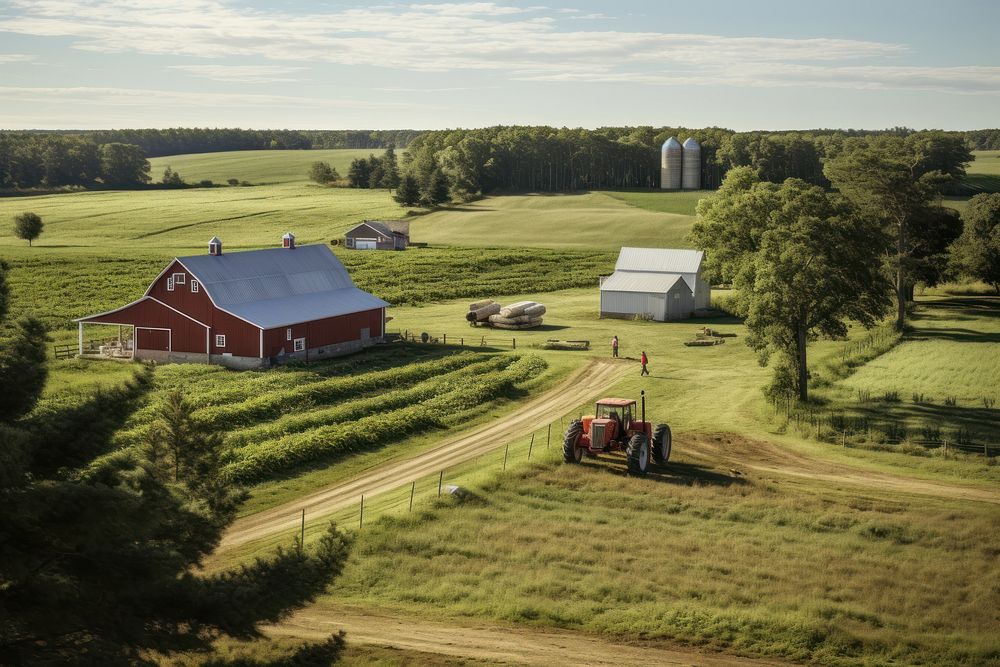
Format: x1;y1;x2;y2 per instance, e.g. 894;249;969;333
465;299;546;329
488;300;546;330
466;299;501;323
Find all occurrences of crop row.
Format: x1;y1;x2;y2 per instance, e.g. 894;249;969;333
223;355;516;453
222;355;548;484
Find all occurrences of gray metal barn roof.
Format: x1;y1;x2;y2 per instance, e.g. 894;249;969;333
600;271;691;294
615;247;703;274
175;244;389;328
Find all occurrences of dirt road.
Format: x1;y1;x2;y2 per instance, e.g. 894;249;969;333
684;433;1000;505
269;605;788;667
219;358;628;552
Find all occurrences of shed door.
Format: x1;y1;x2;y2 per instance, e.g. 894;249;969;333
136;327;170;351
356;239;376;250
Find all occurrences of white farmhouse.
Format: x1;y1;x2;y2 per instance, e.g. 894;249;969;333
599;247;711;321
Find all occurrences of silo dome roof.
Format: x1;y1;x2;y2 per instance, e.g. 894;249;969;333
662;136;682;149
682;137;700;149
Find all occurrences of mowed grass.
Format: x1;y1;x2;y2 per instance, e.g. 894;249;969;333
965;149;1000;194
148;148;382;185
324;451;1000;667
0;184;408;249
409;191;697;249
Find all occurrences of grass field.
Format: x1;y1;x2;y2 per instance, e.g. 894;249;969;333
148;148;382;185
409;191;699;249
965;149;1000;194
7;148;1000;666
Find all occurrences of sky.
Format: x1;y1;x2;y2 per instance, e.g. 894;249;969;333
0;0;998;131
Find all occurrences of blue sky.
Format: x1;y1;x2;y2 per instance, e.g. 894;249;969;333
1;0;997;130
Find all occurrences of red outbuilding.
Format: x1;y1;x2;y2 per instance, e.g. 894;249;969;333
75;234;389;369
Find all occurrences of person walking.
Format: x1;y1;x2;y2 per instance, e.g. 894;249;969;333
640;350;649;376
611;335;619;358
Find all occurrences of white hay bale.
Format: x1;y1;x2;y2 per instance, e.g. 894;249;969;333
523;304;546;317
499;300;536;318
490;318;543;330
469;298;495;311
473;302;501;321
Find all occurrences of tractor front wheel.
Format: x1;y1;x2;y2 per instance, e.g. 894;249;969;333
563;420;584;464
626;433;650;475
652;423;672;463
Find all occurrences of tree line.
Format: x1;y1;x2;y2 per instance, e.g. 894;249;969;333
10;128;422;158
693;135;1000;404
0;133;151;188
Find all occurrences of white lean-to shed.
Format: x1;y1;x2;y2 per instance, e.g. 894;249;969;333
599;247;711;321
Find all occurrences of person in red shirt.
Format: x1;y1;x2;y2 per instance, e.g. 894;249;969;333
640;350;649;376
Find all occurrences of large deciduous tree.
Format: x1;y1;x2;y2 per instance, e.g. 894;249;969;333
824;135;969;330
308;160;338;184
13;212;43;246
693;170;891;402
951;193;1000;293
99;142;151;186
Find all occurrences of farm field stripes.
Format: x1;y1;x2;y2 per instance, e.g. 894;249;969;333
222;355;548;483
269;605;787;667
217;358;627;552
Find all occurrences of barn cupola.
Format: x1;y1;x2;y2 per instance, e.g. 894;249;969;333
282;232;295;249
208;236;222;256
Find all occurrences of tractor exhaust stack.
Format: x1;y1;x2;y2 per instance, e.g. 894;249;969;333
641;390;646;424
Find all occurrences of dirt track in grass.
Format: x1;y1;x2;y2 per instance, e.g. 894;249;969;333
268;605;788;667
682;433;1000;505
218;358;630;553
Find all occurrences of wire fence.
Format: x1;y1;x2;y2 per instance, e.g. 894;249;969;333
397;330;520;349
287;412;578;546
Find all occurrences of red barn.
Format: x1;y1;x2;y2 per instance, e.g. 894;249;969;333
75;234;389;369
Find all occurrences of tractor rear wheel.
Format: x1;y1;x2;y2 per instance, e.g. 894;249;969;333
652;423;672;463
626;432;650;475
563;420;584;464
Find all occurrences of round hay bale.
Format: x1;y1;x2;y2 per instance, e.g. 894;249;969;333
469;298;495;311
473;302;501;321
523;304;546;317
499;300;535;318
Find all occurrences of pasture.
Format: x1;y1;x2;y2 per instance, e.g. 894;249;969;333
965;149;1000;193
409;191;698;249
147;148;382;185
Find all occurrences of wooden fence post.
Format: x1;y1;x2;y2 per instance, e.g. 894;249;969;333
547;423;551;449
443;333;447;345
943;440;948;459
438;470;443;496
359;495;364;529
513;338;516;350
409;481;415;512
503;443;509;471
300;508;305;552
528;433;535;460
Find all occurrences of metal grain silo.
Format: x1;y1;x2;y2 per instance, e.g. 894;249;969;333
660;137;682;190
681;137;701;190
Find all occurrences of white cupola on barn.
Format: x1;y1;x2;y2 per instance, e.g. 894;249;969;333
208;236;222;256
282;232;295;249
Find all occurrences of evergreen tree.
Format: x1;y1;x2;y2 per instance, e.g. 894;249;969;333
13;212;43;247
425;168;451;206
394;173;421;206
0;261;350;662
347;158;370;188
379;146;401;189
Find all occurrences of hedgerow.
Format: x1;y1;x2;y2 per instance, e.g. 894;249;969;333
222;355;547;483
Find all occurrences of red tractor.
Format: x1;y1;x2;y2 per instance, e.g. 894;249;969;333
562;391;671;475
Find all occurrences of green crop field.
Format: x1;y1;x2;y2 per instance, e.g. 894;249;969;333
409;191;699;249
148;148;382;185
965;150;1000;193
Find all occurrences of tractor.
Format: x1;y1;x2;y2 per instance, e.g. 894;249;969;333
562;391;671;475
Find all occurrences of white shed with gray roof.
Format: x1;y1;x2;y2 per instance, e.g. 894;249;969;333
600;247;710;321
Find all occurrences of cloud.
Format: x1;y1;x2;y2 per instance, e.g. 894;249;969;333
0;1;995;95
167;64;305;83
0;53;36;63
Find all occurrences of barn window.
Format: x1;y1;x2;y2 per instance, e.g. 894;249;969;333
294;337;305;352
215;334;226;348
286;328;292;341
167;277;175;291
191;280;199;293
674;293;680;299
173;272;186;285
